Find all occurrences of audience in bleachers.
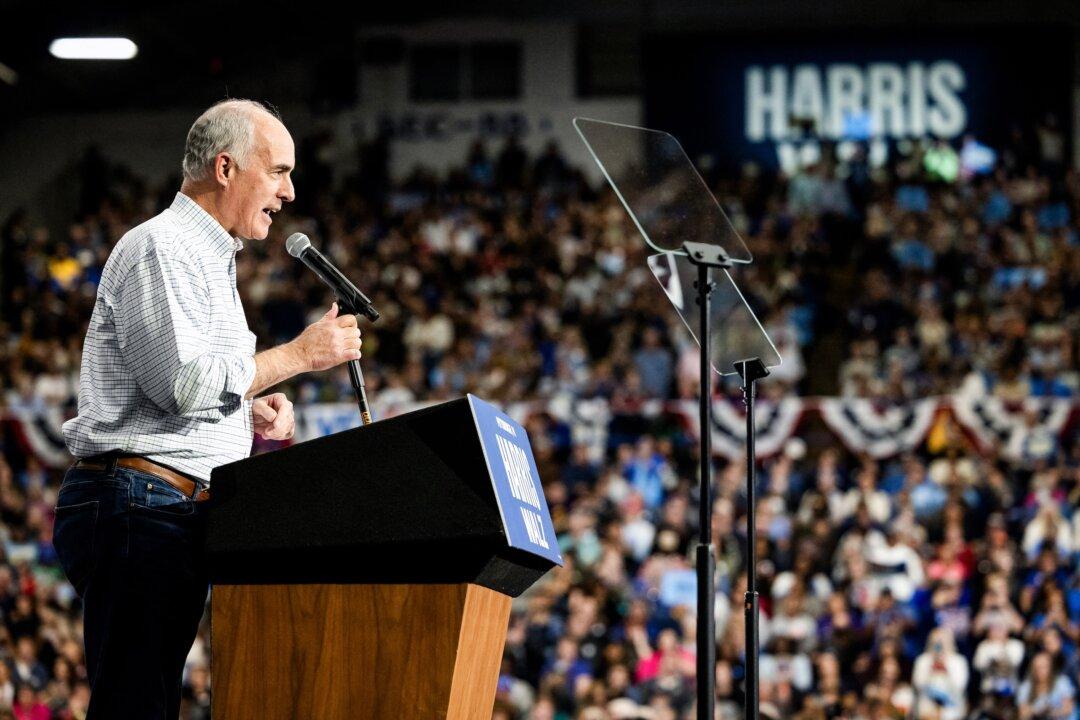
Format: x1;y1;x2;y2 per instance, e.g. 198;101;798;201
0;123;1077;719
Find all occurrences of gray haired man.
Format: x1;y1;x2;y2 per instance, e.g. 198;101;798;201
54;99;362;718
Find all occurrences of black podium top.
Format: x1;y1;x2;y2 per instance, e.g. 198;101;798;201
205;397;557;597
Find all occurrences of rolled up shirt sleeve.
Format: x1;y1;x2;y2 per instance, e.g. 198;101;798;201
115;240;255;421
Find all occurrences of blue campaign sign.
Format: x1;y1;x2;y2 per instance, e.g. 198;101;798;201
468;395;563;566
643;28;1072;173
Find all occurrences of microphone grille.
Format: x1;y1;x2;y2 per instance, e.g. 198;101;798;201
285;232;311;258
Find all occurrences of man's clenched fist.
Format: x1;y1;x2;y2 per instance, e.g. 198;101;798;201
290;302;363;372
252;392;295;440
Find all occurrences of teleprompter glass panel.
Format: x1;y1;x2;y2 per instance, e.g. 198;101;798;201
574;117;752;262
647;252;781;376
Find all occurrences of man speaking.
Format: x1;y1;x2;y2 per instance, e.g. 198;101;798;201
54;99;361;718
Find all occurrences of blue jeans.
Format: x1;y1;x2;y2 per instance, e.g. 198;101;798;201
52;463;209;720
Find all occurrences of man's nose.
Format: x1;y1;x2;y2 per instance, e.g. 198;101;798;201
280;176;295;203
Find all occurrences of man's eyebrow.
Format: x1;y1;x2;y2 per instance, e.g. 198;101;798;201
270;163;293;172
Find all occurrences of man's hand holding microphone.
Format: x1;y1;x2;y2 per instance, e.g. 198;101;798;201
248;232;376;437
249;302;363;440
290;301;363;370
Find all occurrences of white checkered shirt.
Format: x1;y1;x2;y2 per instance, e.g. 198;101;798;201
62;192;258;483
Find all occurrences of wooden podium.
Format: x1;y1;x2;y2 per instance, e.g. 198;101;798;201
204;397;560;719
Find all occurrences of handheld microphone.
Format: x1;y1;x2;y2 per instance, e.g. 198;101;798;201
285;233;380;322
286;232;378;425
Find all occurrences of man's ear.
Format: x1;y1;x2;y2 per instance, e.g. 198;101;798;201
214;153;234;186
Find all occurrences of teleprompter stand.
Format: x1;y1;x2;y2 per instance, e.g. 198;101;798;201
573;118;778;720
732;356;768;720
683;241;769;720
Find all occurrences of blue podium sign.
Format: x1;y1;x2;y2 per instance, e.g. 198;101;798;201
468;395;563;566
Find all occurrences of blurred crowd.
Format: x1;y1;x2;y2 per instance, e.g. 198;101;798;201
0;115;1076;719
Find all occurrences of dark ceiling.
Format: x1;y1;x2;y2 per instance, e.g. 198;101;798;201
1;0;1077;125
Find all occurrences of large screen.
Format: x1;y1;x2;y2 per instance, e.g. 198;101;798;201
643;28;1072;173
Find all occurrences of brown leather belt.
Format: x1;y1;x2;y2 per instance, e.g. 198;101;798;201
73;454;210;502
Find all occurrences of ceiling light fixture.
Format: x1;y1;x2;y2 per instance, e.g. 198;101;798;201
49;37;138;61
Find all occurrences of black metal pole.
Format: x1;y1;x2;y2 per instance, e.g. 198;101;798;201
695;262;716;720
743;373;758;720
734;358;768;720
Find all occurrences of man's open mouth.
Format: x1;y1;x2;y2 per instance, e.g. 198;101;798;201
263;207;279;221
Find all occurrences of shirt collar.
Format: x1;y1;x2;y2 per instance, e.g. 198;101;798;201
170;192;245;257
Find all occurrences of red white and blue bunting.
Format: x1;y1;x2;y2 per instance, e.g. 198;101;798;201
672;398;806;460
5;395;1077;469
1;407;73;469
817;398;940;458
289;396;1078;462
949;395;1075;462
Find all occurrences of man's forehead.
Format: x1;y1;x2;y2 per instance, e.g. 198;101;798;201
254;115;295;163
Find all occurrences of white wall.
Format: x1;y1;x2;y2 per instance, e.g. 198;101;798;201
340;19;639;182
